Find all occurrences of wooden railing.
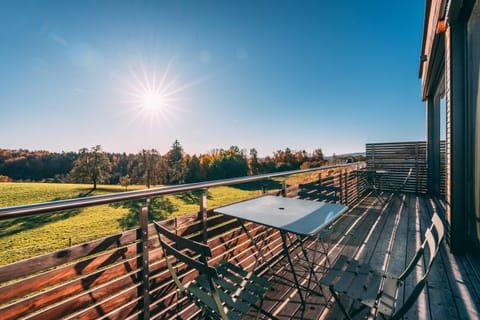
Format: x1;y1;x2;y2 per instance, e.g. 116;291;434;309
0;163;366;320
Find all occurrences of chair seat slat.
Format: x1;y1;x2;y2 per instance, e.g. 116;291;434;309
320;255;349;286
360;273;383;307
216;265;266;296
187;282;221;313
346;263;375;300
334;260;360;294
214;276;259;305
194;276;253;315
377;277;399;316
220;260;272;288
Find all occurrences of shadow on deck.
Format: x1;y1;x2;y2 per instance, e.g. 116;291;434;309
255;193;480;319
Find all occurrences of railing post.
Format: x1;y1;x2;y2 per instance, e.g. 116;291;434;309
339;170;343;203
140;201;150;319
282;180;287;197
261;183;267;194
415;143;419;194
372;144;375;168
200;189;208;243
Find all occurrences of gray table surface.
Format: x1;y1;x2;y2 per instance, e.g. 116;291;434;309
215;195;348;236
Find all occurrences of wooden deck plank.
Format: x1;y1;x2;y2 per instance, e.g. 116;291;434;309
364;194;402;270
385;193;410;276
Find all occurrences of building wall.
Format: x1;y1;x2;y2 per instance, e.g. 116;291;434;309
468;1;480;250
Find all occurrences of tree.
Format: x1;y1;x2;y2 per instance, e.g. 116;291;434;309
273;148;297;171
69;145;111;190
313;148;325;163
131;149;162;188
330;153;339;165
222;146;248;178
119;174;131;191
260;156;276;173
249;148;260;175
185;155;204;182
205;146;248;180
164;140;187;184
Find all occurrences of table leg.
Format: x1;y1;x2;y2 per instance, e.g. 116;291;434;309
297;234;325;298
280;232;306;307
367;176;386;205
372;186;386;204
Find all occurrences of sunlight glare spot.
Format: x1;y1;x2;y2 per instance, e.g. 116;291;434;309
122;58;210;134
143;92;164;110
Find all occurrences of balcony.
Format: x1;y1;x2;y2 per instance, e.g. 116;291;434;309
0;149;479;319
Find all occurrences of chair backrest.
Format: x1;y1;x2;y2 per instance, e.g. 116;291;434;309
153;221;218;292
391;212;445;319
394;168;413;192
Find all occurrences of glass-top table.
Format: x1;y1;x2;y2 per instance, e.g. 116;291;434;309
215;195;348;306
215;195;348;236
353;169;389;204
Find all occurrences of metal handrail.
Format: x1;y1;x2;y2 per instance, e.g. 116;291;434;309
0;163;360;220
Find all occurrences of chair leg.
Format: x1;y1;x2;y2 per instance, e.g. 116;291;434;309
253;298;279;320
329;286;352;320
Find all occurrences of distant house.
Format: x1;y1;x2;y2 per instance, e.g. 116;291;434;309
419;0;479;254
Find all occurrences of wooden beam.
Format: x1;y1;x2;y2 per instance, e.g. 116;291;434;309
446;22;467;254
140;206;150;318
427;95;441;196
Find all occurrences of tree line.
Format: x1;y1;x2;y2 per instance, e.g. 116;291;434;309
0;140;364;189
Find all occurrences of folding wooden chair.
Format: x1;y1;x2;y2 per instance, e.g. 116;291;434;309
390;168;413;206
320;212;444;319
153;221;275;320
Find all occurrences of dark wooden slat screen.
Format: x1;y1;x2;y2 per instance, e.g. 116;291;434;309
366;141;446;196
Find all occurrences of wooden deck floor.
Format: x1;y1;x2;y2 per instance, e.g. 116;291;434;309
255;193;480;319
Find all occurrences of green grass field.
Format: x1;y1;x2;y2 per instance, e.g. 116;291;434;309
0;182;261;265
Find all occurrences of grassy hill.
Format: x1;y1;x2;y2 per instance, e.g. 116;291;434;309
0;182;261;265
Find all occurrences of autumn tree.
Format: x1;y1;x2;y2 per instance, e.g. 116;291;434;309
273;148;298;171
312;148;325;163
69;145;111;190
207;146;248;179
260;156;277;173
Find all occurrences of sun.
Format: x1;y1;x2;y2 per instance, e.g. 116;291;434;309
124;60;180;129
123;58;209;132
142;92;165;110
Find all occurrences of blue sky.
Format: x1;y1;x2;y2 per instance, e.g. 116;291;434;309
0;0;427;157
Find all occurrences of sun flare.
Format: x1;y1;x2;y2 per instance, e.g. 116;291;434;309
142;92;165;110
123;58;209;132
